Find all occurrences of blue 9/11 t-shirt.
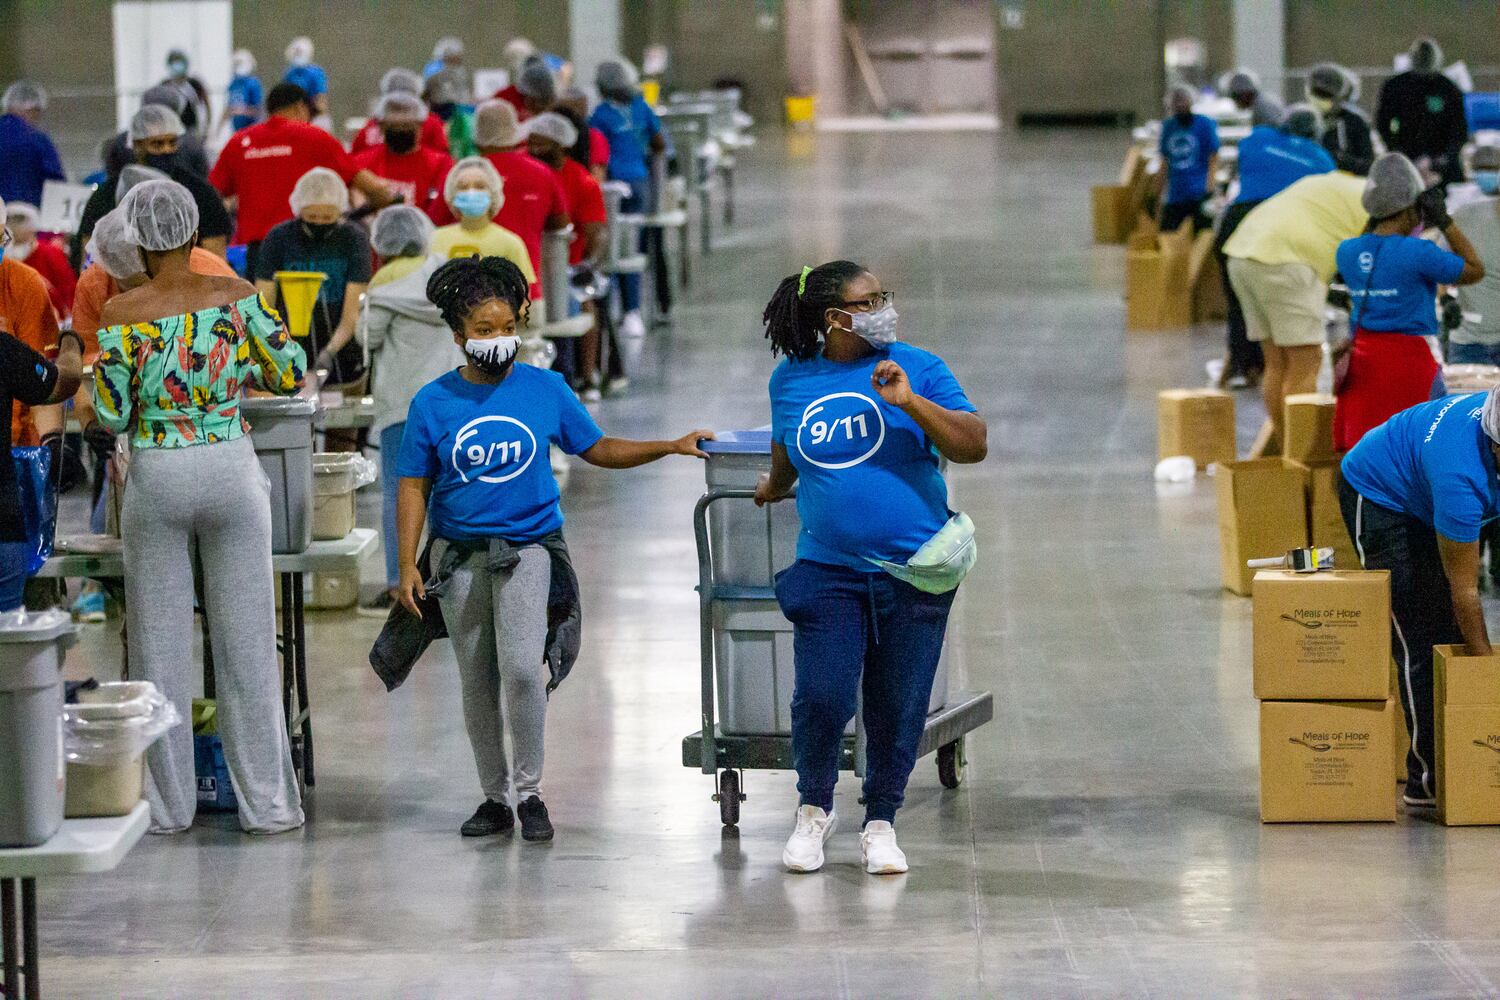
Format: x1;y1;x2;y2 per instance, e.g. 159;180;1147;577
1159;113;1221;204
1341;392;1500;543
769;342;976;571
396;364;604;543
1337;233;1466;336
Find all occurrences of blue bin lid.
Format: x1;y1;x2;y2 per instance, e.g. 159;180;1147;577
701;427;772;455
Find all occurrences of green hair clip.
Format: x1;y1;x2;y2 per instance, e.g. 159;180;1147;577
798;265;813;298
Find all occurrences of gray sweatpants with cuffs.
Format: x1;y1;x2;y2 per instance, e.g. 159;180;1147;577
431;539;551;805
122;437;304;834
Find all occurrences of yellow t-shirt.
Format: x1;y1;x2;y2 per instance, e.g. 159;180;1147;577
430;223;537;285
1223;172;1368;282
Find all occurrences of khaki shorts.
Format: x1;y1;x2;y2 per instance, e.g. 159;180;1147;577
1226;257;1326;348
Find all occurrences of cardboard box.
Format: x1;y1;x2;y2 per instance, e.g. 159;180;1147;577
1252;570;1391;700
1158;389;1236;468
1282;460;1359;571
1091;185;1132;244
1192;242;1227;322
1435;645;1500;825
1216;459;1309;596
1260;698;1397;822
1394;659;1409;783
1125;220;1195;330
1283;394;1338;465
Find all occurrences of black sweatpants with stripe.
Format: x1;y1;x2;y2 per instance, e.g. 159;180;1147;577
1338;476;1462;800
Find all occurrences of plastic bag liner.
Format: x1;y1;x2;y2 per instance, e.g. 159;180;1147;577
11;445;57;574
311;452;377;495
64;681;182;765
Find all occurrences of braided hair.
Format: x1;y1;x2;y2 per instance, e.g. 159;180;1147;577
761;259;867;361
425;254;532;333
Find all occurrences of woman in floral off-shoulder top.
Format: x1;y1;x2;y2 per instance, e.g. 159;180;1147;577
95;179;306;835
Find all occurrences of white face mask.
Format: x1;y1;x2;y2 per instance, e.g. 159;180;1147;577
838;303;899;348
463;335;521;375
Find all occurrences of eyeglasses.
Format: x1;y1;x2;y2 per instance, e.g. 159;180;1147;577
838;290;893;312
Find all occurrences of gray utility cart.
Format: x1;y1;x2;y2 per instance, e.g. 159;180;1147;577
685;430;993;827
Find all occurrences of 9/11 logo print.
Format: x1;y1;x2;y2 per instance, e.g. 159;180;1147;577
451;415;538;484
796;392;885;470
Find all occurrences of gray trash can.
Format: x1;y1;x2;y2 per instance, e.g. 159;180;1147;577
0;610;76;846
241;395;317;554
701;430;949;736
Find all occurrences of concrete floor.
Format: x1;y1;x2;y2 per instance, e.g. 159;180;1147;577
39;128;1500;998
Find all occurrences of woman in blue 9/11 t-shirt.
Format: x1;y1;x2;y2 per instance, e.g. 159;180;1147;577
396;255;710;844
755;260;988;876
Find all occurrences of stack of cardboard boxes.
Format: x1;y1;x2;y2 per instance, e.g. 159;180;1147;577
1254;569;1396;822
1216;459;1308;596
1124;220;1225;331
1434;645;1500;825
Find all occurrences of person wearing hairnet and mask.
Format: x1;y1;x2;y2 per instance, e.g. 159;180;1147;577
1155;83;1220;234
1333;152;1485;451
589;59;666;338
1307;62;1374;176
158;48;210;138
0;81;65;206
495;58;556;123
425;36;465;80
1376;37;1468;186
352;92;453;220
254;167;371;391
1223;69;1285;128
1448;146;1500;369
5;201;75;318
94;178;306;836
1339;385;1500;808
351;68;453;156
430;157;535;285
102;84;213;180
224;48;264;134
358;204;461;614
282;36;330;123
76;105;232;265
1214;105;1335;387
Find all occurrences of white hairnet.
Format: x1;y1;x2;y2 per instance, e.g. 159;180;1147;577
596;60;638;100
434;37;464;61
473;99;523;148
1281;103;1322;140
1309;63;1355;102
503;38;537;74
5;201;39;229
377;91;426;124
140;83;186;114
116;164;170;205
527;111;577;149
2;81;46;114
517;61;556;103
289;166;349;214
1224;69;1260;96
381;68;423;96
1483;387;1500;444
1363;152;1425;219
370;204;433;258
444;156;504;216
1473;145;1500;172
119;178;199;252
1410;37;1443;73
87;207;145;282
232;48;257;76
128;104;185;142
286;36;314;66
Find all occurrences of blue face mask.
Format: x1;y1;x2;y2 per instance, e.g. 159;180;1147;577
1476;171;1500;196
452;190;492;219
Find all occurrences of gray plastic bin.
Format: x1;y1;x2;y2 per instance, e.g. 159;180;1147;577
702;431;949;736
0;611;76;846
242;395;317;554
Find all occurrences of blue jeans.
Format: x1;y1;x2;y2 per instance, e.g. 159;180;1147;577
379;422;405;589
774;558;956;826
0;539;31;611
616;176;651;312
1447;341;1500;366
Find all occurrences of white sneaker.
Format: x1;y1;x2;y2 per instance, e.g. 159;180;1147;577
860;821;908;874
620;310;646;339
782;805;837;873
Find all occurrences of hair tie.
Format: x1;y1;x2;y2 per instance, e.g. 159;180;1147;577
798;265;813;298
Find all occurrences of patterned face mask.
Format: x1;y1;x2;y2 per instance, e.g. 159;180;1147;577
839;304;899;348
463;335;520;376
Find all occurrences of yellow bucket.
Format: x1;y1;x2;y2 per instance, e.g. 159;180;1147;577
784;95;816;127
641;79;661;107
274;271;325;338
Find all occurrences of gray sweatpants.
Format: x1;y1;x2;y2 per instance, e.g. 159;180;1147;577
122;437;304;834
432;540;551;804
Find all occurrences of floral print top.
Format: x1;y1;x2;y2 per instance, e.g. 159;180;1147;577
94;292;306;448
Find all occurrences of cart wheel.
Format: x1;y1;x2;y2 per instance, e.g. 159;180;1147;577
937;739;965;789
715;769;742;827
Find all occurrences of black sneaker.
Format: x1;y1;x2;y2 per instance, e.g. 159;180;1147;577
518;795;554;842
460;799;514;837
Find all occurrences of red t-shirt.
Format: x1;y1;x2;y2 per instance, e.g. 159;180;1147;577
493;85;536;123
21;240;76;318
349;114;450;157
430;148;564;298
588;128;610;170
210;116;359;244
554;159;606;264
351;144;453;221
